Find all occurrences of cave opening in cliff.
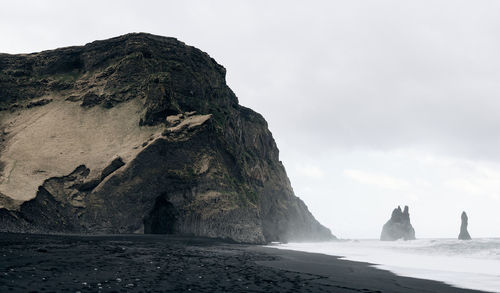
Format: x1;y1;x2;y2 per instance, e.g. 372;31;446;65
143;196;178;234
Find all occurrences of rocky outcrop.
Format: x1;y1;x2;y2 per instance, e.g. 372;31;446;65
458;211;471;240
0;33;334;243
380;205;415;241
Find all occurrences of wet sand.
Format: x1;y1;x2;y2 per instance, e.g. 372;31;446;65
0;233;486;292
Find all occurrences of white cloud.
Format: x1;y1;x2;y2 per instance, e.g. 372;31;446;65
295;165;325;179
343;169;411;191
443;162;500;202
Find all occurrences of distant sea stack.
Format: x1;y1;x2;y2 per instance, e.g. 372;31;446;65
380;205;416;241
458;211;471;240
0;33;335;244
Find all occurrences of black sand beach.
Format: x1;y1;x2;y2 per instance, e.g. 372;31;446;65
0;233;486;292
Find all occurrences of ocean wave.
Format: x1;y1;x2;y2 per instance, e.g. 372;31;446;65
272;238;500;292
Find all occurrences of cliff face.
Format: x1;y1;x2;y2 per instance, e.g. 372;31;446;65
0;33;334;244
380;205;415;241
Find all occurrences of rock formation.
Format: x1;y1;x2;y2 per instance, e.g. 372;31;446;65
0;33;334;244
458;211;471;240
380;205;416;241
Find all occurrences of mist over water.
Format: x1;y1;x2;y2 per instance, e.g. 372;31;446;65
273;238;500;292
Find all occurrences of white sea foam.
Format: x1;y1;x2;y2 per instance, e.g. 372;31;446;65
272;238;500;292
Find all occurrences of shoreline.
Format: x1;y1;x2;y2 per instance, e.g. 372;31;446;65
0;233;488;292
253;246;490;293
272;238;500;293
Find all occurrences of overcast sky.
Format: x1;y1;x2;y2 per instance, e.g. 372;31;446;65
2;0;500;238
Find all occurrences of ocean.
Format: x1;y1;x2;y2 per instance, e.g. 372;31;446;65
272;238;500;292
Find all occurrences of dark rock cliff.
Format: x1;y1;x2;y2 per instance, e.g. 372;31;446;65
0;33;334;244
380;205;416;241
458;211;471;240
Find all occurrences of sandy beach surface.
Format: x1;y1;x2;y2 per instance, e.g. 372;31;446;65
0;233;487;292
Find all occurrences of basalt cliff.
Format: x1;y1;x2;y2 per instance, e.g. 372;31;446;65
0;33;334;244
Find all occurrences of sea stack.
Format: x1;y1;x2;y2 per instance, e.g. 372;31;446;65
380;205;416;241
0;33;334;244
458;211;472;240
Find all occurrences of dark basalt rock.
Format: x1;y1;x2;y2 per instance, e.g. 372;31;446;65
100;157;125;180
458;211;471;240
26;98;52;108
380;205;416;241
0;33;335;244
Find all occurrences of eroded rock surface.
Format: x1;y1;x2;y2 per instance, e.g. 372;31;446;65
458;211;471;240
380;205;416;241
0;33;334;243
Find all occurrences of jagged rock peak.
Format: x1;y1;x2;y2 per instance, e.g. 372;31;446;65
380;205;416;241
458;211;472;240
